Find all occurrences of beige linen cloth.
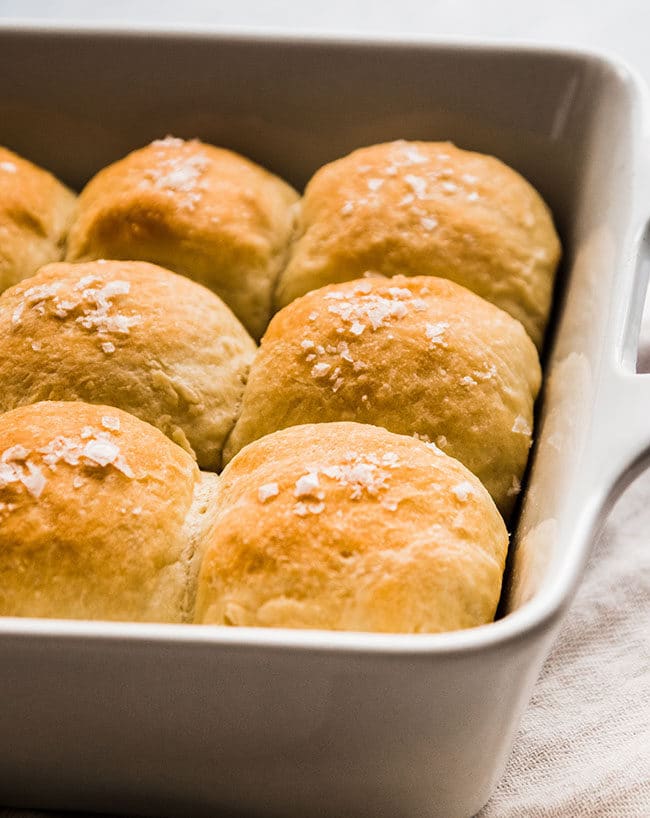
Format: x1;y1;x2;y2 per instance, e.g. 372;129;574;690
1;469;648;817
478;472;650;817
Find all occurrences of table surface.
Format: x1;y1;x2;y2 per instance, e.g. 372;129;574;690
0;2;649;817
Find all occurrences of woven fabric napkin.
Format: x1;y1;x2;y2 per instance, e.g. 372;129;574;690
478;470;650;817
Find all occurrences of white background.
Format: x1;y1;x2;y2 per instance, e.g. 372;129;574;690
1;0;650;77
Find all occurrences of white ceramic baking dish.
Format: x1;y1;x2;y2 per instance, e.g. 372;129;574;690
1;24;649;818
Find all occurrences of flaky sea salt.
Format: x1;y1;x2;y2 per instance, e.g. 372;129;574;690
75;281;140;336
382;452;400;467
11;303;24;327
474;364;497;380
327;293;408;332
507;475;522;496
400;144;427;165
387;287;413;299
24;282;63;304
0;446;45;498
321;458;390;500
425;322;449;348
293;500;325;517
16;275;141;351
294;471;321;498
140;149;209;210
512;416;532;435
451;481;475;502
353;281;373;295
38;429;134;478
152;135;186;148
404;174;428;199
82;438;121;468
258;482;279;503
101;416;120;432
311;362;331;378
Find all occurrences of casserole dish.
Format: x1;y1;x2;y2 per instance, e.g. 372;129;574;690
0;24;649;818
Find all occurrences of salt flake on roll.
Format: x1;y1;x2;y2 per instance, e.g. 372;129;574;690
276;140;561;349
66;136;299;339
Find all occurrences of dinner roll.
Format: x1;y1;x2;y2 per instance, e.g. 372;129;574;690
196;422;508;633
0;401;218;622
275;140;561;349
66;136;300;338
0;145;76;294
224;275;541;518
0;260;256;471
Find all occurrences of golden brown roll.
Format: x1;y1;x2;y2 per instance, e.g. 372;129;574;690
0;145;76;294
0;259;256;471
196;422;508;633
0;401;218;622
224;275;541;518
66;136;300;339
275;140;561;349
